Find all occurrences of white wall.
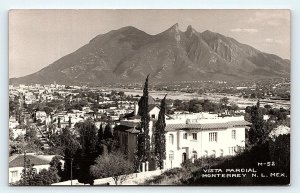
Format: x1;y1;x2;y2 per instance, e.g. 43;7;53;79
9;164;51;183
164;127;246;169
149;107;160;120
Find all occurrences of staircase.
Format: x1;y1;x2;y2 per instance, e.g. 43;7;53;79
36;126;55;149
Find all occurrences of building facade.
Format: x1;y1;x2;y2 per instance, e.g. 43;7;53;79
9;154;59;184
114;98;250;170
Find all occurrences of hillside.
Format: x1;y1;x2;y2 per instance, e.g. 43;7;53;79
10;24;290;85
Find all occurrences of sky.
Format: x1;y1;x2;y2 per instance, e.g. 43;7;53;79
9;9;290;78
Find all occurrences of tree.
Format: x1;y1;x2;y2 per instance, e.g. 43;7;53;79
97;124;104;147
248;100;269;144
25;125;37;140
18;157;36;185
154;95;167;169
9;128;14;141
76;121;98;185
264;104;272;110
269;134;290;173
33;168;60;185
269;108;288;123
22;125;43;152
229;102;239;115
9;99;19;117
118;91;125;97
43;106;53;115
90;152;135;185
50;156;63;179
220;97;229;105
68;116;72;127
137;75;151;165
219;97;230;113
61;127;80;181
103;124;113;139
58;117;61;128
188;99;203;113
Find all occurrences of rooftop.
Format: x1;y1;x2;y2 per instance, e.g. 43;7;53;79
165;120;251;131
9;154;56;168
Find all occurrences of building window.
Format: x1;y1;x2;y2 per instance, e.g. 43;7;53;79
151;114;155;119
209;132;217;142
169;151;174;160
232;130;236;140
229;147;236;155
182;152;187;163
169;134;174;144
183;133;187;139
10;171;18;178
192;133;197;140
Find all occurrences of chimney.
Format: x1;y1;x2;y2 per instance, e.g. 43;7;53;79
134;101;139;116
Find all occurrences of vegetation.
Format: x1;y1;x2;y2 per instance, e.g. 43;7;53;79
16;156;60;186
9;78;290;186
145;134;290;185
145;100;290;186
90;151;135;185
18;156;37;185
75;121;98;185
246;100;290;146
154;95;167;169
183;135;290;185
144;157;225;185
172;98;239;115
137;75;151;165
60;127;81;181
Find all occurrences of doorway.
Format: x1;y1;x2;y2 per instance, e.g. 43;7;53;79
182;152;187;163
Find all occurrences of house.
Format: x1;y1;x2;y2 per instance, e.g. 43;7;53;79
24;92;37;105
115;95;250;170
163;117;249;169
9;154;58;183
10;127;26;139
9;116;19;130
35;111;47;122
82;107;91;113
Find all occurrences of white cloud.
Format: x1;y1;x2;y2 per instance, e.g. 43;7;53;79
230;28;258;33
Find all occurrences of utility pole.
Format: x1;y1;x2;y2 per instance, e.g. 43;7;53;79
70;158;73;186
22;119;28;185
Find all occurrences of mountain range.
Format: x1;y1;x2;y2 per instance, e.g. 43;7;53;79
10;23;290;85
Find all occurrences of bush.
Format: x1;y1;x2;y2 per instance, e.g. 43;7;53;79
143;168;183;185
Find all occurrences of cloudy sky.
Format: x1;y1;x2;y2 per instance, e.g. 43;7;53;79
9;9;290;78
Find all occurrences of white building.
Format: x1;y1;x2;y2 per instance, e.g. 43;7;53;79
164;117;248;169
35;111;47;122
9;154;59;184
115;96;250;170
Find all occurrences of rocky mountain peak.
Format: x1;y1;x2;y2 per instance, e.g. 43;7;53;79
9;24;290;85
185;25;196;38
159;23;181;42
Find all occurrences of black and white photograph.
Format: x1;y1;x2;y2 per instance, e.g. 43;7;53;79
8;9;290;186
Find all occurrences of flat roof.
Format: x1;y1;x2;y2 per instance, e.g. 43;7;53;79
165;120;251;131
